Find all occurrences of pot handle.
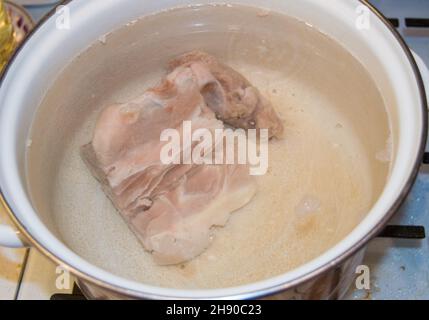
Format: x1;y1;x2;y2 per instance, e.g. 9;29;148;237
0;197;27;248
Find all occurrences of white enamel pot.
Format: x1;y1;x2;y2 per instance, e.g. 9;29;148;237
0;0;428;299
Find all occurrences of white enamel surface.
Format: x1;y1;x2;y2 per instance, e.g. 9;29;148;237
0;225;25;248
0;0;426;298
0;198;26;248
413;52;429;102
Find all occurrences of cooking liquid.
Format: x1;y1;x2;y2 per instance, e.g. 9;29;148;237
27;4;391;289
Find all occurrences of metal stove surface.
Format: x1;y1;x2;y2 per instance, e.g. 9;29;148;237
0;0;428;300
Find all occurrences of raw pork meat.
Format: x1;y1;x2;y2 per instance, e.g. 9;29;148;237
169;50;284;139
81;52;283;264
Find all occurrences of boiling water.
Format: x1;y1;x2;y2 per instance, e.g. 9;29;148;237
27;4;390;289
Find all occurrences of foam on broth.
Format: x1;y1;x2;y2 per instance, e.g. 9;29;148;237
26;4;390;289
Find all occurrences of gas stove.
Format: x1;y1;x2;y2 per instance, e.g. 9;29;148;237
0;0;428;300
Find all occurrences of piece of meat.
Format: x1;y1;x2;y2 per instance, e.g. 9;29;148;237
81;58;260;265
83;66;222;208
131;164;256;265
169;50;284;139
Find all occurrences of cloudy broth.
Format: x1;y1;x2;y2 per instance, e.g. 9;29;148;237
27;4;390;289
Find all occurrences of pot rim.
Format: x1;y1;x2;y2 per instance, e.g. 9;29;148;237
0;0;427;299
